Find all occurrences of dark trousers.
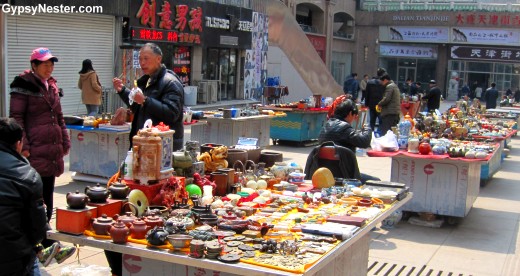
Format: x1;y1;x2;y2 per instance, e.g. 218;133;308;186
105;251;122;276
369;107;381;131
41;176;56;248
379;114;400;136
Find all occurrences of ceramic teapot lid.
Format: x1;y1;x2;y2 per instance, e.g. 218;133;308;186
132;218;146;226
68;190;87;198
110;182;128;188
88;183;107;192
112;219;127;228
96;214;114;224
145;214;162;222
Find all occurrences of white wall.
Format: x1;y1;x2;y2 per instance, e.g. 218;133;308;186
267;46;313;103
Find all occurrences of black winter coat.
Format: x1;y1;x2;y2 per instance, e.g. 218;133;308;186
318;118;372;153
365;78;384;108
0;142;47;275
423;86;441;111
119;65;184;150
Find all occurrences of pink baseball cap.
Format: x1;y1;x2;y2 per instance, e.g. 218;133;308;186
30;47;58;62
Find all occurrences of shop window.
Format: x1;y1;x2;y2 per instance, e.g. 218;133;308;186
416;59;436;84
467;61;492;72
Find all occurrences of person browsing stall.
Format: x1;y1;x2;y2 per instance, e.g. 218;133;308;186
377;74;401;136
422;80;441;112
113;43;185;151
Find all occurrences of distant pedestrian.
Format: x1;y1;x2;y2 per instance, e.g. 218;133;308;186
78;59;103;116
422;80;441;112
365;68;386;131
359;74;369;102
343;73;359;101
484;82;499;109
377;74;401;135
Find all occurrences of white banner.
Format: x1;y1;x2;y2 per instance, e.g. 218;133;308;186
380;44;437;58
451;28;520;45
388;27;449;43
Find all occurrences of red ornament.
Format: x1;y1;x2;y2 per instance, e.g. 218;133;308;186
419;142;432;155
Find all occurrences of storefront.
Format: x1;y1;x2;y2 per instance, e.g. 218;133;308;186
356;11;520;101
1;1;127;116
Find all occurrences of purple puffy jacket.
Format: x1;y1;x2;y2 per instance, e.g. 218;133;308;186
9;70;70;177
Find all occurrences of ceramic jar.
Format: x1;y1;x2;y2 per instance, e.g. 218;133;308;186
110;219;130;244
92;214;114;235
419;142;432;155
108;182;130;199
85;183;110;203
270;162;289;180
408;137;420;153
130;218;148;239
66;190;89;209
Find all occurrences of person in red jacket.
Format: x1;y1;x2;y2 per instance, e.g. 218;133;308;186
9;47;75;266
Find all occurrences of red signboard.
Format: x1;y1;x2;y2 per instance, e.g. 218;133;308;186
306;34;326;62
131;27;201;44
456;13;520;26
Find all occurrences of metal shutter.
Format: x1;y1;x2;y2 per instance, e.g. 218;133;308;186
7;13;115;115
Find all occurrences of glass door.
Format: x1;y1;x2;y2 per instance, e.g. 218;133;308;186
205;48;237;100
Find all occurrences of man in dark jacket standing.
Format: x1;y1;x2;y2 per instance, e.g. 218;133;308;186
343;73;359;101
113;43;184;151
364;68;386;131
422;80;441;112
377;74;401;135
0;117;47;275
484;82;499;109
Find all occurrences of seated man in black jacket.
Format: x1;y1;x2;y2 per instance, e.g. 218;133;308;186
318;99;380;183
0;117;48;275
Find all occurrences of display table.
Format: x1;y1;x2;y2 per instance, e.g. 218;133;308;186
68;125;130;179
190;115;272;147
367;149;498;218
48;195;411;276
258;107;328;144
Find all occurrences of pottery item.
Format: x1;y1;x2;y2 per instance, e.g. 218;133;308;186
259;151;283;168
108;182;130;199
66;190;89;209
167;234;193;249
217;168;235;189
381;209;403;229
226;149;248;168
144;214;164;230
172;150;193;169
146;226;169;246
408;137;420;153
270;162;290;180
115;212;138;228
130;218;148;239
148;205;170;218
197;214;219;226
85;183;110;203
211;171;228;197
110;219;130;244
92;214;115;235
185;140;200;162
418;142;432;155
200;143;224;155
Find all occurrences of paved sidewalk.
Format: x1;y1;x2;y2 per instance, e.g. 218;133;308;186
40;101;520;275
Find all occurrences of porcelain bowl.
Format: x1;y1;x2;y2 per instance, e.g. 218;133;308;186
167;234;193;249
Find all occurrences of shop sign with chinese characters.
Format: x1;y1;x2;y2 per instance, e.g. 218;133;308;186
451;45;520;63
129;0;203;45
450;27;520;46
385;26;449;43
456;13;520;27
380;44;437;58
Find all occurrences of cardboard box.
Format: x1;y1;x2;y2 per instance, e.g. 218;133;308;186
56;206;97;235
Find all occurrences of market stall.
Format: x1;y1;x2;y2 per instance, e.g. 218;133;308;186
368;146;497;218
190;115;273;148
49;193;411;276
68;125;130;179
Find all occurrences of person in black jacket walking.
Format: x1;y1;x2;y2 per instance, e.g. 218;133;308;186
422;80;441;112
0;117;47;275
484;82;499;109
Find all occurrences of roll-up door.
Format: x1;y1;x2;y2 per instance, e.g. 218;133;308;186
7;13;115;115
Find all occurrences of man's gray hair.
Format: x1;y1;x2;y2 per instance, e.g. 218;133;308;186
142;43;163;56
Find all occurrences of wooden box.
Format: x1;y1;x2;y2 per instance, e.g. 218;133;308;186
56;206;97;235
132;130;174;183
87;198;123;218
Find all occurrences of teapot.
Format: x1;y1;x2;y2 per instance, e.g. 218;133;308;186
108;182;130;200
85;183;110;203
114;211;138;228
109;219;129;244
143;214;164;230
129;218;148;239
66;190;89;209
146;226;169;246
92;214;115;235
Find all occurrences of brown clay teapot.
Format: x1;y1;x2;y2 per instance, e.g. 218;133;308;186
143;214;164;230
85;183;110;203
108;182;130;199
130;218;148;239
114;211;138;228
92;214;114;235
110;219;129;244
66;190;89;209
